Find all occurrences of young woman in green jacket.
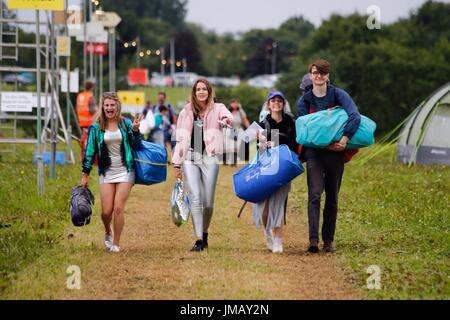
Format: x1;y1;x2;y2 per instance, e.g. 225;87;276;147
81;92;142;253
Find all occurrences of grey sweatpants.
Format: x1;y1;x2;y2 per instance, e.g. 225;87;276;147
183;151;219;238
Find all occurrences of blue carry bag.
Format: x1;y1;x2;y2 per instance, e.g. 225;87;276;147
295;107;376;149
133;140;167;185
232;145;304;203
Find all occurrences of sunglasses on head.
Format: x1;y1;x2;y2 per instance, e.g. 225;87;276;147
102;91;117;97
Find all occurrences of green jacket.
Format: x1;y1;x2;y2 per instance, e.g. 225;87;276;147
82;117;143;176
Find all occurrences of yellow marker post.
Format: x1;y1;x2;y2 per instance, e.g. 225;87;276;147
8;0;64;11
117;91;145;114
56;36;71;57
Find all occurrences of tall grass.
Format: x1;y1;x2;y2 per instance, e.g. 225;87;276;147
334;145;450;299
0;143;93;293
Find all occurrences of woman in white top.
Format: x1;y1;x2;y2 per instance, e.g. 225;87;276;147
81;92;142;253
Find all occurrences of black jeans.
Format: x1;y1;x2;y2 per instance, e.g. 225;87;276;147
305;148;345;243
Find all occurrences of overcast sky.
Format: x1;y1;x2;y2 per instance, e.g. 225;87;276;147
186;0;446;34
14;0;449;34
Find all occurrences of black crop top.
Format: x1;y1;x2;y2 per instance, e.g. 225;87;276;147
190;114;206;154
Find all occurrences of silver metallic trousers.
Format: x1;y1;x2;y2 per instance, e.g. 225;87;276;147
183;151;219;238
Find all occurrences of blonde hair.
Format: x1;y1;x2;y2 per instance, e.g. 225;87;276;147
95;92;123;130
190;78;215;116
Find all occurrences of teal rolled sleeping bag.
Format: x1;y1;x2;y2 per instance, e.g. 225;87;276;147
295;107;376;149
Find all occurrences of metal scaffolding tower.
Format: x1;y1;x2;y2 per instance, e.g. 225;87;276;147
0;2;75;195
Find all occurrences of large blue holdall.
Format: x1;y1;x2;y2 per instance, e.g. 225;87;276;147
295;107;376;149
232;145;304;203
133;140;167;185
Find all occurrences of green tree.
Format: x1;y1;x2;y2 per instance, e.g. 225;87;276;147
164;29;204;74
100;0;187;26
279;16;315;39
279;1;450;134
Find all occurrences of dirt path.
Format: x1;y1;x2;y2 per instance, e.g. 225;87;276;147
6;165;361;300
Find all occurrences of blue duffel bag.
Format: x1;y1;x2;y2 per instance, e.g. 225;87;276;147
295;107;376;149
133;141;167;185
232;145;304;203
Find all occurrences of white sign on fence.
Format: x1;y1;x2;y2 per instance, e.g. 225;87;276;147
76;29;108;43
32;93;52;109
75;22;104;42
0;92;33;112
60;69;79;93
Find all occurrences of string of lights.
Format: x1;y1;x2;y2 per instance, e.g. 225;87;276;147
117;36;186;68
93;1;187;70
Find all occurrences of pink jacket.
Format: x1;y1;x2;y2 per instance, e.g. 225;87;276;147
172;102;234;166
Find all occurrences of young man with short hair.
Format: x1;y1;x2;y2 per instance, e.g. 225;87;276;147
296;59;361;253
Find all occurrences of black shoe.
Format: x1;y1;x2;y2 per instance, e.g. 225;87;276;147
323;241;335;253
190;240;204;252
307;240;319;253
203;232;208;249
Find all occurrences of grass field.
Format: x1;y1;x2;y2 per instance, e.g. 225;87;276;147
334;146;450;299
0;142;91;293
0;141;448;299
134;86;191;112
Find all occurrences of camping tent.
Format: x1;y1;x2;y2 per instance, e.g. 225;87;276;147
397;82;450;165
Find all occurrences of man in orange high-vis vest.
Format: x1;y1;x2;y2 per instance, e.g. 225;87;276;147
76;81;97;161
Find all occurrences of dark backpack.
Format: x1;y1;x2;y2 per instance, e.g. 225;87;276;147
70;186;95;227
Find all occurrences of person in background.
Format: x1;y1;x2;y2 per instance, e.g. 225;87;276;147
76;81;97;160
299;73;313;97
151;105;171;147
152;91;178;151
296;58;361;254
141;100;155;141
224;98;250;166
81;92;142;253
253;90;298;254
142;100;152;117
172;79;233;252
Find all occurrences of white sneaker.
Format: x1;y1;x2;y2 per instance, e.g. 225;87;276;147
272;237;283;253
104;233;113;250
109;245;120;253
264;229;273;251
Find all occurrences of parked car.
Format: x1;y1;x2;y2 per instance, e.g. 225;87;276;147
173;72;199;87
247;74;280;89
207;76;241;87
150;73;174;87
2;73;34;85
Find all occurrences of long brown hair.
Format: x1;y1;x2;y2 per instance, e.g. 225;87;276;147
190;78;215;116
95;91;123;130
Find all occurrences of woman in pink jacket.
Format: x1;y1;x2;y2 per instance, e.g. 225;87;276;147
173;79;233;252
